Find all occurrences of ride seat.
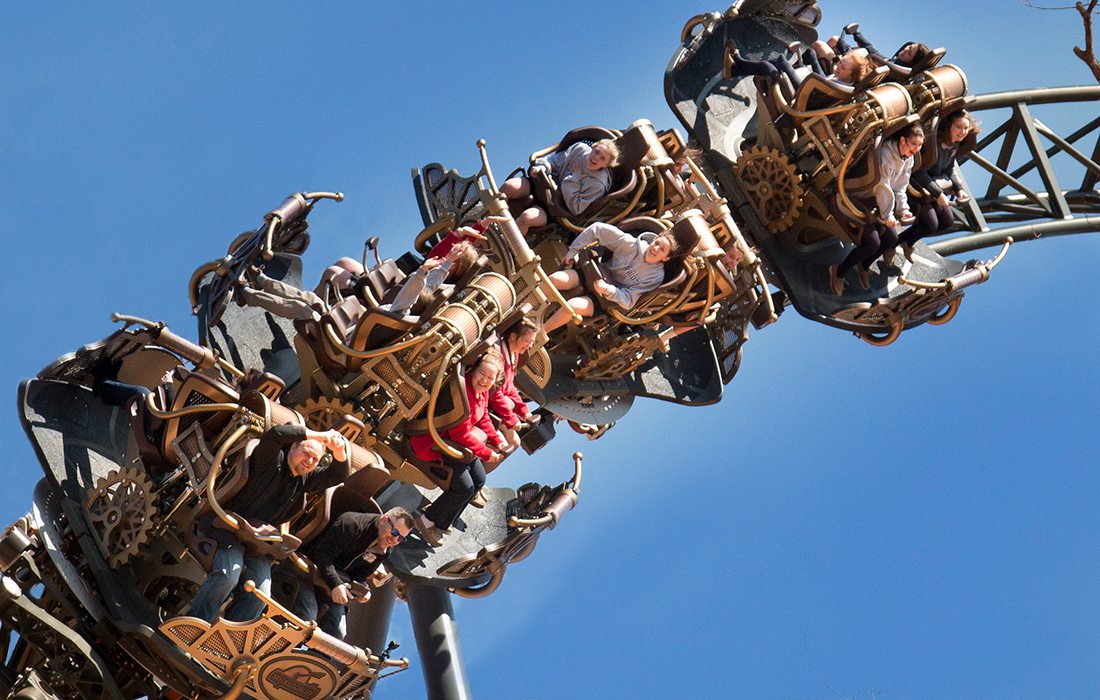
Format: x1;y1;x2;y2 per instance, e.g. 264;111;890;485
364;259;407;307
884;46;947;83
615;214;706;321
158;370;240;461
343;307;419;373
302;295;366;376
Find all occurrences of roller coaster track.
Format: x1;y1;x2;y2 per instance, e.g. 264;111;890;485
930;85;1100;256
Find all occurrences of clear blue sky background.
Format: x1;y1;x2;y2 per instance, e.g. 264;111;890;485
3;2;1099;699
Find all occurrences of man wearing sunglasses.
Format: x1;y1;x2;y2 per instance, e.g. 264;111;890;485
293;506;416;639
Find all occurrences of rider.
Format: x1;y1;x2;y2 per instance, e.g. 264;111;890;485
187;424;350;623
543;222;679;332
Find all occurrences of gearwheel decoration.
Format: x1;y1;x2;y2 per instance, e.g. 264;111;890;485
733;145;804;233
84;467;157;568
294;396;370;444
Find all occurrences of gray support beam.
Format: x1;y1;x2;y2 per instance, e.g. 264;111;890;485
406;584;473;700
1015;103;1071;218
1086;124;1100;191
1014;116;1100;182
986;120;1019;200
929;215;1100;256
345;581;396;656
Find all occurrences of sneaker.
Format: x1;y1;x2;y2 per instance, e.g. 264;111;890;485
469;488;488;509
843;22;860;34
855;266;871;290
827;264;844;296
419;515;444;547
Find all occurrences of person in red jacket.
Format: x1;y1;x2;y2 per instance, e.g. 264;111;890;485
410;349;507;546
489;317;541;453
424;215;510;260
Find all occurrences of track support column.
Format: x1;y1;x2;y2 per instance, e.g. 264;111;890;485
406;583;473;700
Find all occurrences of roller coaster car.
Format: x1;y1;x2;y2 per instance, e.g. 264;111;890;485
664;4;1010;345
413;137;772;427
16;331;406;698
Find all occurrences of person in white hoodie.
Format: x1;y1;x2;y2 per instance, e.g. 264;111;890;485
543;221;680;332
829;123;925;294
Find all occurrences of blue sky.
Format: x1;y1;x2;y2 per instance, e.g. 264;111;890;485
3;2;1099;699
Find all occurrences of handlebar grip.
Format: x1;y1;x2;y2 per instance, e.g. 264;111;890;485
155;327;216;369
266;193;310;226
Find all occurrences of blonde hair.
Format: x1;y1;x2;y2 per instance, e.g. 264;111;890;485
847;51;875;84
592;139;621;168
447;240;478;279
474;346;504;385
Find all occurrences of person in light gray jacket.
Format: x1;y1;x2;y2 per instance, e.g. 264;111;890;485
543;222;680;332
828;123;924;295
501;139;620;235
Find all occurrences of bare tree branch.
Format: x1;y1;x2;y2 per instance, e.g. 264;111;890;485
1019;0;1083;9
1073;0;1100;83
1021;0;1100;82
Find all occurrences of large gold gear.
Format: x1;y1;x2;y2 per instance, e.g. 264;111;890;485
83;467;157;569
733;145;804;233
293;396;371;445
575;333;660;381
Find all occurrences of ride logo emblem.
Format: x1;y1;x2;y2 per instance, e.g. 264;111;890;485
256;656;339;700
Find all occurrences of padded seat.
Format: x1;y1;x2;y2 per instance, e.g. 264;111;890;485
365;259;406;307
791;65;888;119
158;370;240;461
343;306;419;372
296;295;365;377
883;46;947;83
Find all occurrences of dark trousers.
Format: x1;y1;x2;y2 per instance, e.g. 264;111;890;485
838;223;899;276
424;456;486;530
899;202;954;246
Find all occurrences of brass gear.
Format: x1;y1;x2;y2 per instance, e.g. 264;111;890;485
575;333;658;381
83;467;157;568
733;145;804;233
294;396;371;445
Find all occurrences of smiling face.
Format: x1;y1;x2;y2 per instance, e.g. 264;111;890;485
834;52;858;82
898;133;925;159
377;514;412;549
644;235;673;264
947;114;972;144
509;328;537;355
471;357;501;393
587;143;613;171
287;439;325;476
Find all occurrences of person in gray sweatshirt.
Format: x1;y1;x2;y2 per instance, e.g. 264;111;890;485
501;139;620;235
828;123;924;294
543;221;680;332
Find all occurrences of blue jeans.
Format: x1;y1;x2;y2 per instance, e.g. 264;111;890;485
293;585;347;639
187;542;273;623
